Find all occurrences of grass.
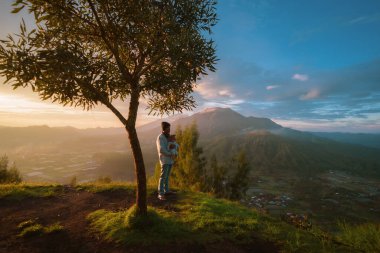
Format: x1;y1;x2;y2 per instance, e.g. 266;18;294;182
18;224;44;237
3;182;376;252
0;183;62;200
337;222;380;253
17;220;64;238
44;222;65;234
176;192;260;241
87;205;197;245
86;189;357;252
75;181;135;193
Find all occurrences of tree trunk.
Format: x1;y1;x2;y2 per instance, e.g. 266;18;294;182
125;87;147;216
102;85;147;216
125;125;147;216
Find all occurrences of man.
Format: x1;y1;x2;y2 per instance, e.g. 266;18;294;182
156;121;174;200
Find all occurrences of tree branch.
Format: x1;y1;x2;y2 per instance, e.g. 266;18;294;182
87;0;133;84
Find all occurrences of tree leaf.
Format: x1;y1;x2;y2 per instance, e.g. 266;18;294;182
11;6;25;14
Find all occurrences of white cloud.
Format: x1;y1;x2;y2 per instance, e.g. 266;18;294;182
348;13;380;25
292;73;309;81
273;114;380;133
194;79;235;99
218;89;235;97
300;89;320;100
266;85;280;90
300;89;321;100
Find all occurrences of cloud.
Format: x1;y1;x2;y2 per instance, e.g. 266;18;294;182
347;13;380;25
218;89;235;98
273;116;380;133
192;57;380;132
292;73;309;81
194;79;234;99
266;85;280;90
300;89;320;100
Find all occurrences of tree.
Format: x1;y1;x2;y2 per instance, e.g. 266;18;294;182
227;150;251;200
208;154;227;197
0;0;217;215
0;155;22;184
172;122;207;191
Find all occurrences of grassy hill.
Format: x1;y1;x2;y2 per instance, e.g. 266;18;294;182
1;183;378;253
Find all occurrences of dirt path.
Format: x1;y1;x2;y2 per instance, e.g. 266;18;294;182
0;188;279;253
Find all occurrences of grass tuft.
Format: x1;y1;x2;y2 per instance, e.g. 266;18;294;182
87;205;193;245
18;224;44;237
44;222;65;234
17;220;64;238
337;222;380;252
17;219;37;230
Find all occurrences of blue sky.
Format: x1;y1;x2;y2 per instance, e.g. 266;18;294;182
195;0;380;132
0;0;379;132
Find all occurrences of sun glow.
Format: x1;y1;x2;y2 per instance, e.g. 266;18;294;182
0;93;159;128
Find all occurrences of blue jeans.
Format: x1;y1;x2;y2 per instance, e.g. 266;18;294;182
158;164;172;195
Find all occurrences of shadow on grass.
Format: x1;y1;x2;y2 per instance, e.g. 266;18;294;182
87;204;203;246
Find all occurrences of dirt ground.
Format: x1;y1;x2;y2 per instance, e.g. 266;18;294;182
0;188;279;253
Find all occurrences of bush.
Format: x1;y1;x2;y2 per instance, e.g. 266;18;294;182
0;155;22;184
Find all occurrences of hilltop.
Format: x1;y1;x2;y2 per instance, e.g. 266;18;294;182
1;183;375;253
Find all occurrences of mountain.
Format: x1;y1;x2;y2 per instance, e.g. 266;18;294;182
137;107;380;178
138;107;282;140
1;107;379;182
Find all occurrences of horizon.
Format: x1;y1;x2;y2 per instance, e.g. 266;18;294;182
0;106;379;134
1;1;379;133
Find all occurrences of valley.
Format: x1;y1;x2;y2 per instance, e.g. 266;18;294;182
1;107;379;232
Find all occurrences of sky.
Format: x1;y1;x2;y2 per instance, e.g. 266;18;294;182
0;0;380;132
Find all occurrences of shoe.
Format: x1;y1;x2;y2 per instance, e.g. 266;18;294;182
158;194;166;200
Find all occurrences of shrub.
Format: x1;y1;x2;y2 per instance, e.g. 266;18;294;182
0;155;22;184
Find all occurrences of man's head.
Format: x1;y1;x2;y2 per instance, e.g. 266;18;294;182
161;122;171;135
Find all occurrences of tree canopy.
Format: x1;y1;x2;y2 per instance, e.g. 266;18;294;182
0;0;218;215
0;0;217;116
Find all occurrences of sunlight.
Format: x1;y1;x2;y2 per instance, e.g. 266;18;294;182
0;93;158;128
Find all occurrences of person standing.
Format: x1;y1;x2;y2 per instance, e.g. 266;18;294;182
157;122;174;200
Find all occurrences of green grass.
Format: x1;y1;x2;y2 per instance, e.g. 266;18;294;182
17;220;64;238
4;182;376;252
337;222;380;253
0;183;62;200
176;192;260;241
18;223;44;237
75;182;135;193
87;205;197;245
44;222;65;234
86;190;358;252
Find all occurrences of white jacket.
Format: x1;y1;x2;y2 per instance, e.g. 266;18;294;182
156;133;173;165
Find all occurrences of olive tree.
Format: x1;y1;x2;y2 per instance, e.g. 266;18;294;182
0;0;217;215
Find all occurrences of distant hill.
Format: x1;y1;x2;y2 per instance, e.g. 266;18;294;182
0;125;81;149
138;107;282;140
1;107;379;182
138;107;380;178
311;132;380;149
